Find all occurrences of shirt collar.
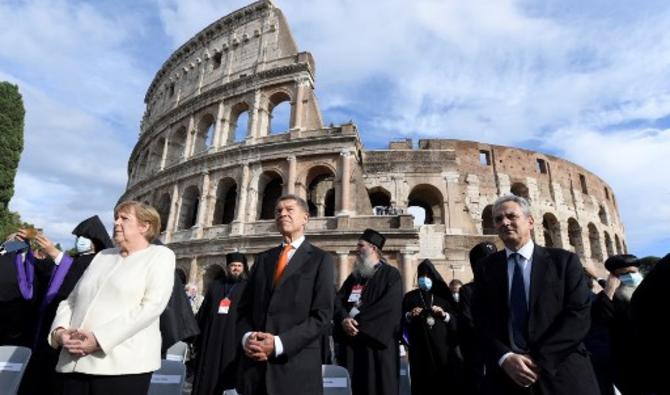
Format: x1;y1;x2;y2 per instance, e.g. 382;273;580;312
281;235;306;250
504;239;534;261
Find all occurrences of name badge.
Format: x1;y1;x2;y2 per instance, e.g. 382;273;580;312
348;284;364;303
218;297;231;314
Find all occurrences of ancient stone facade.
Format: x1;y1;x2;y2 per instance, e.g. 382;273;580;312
121;0;626;292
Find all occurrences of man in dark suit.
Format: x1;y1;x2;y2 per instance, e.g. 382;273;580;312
236;194;335;395
474;195;600;395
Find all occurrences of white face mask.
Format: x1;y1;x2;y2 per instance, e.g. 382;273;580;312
619;272;643;288
76;236;93;253
453;292;460;303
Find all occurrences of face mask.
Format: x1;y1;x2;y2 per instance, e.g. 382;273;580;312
453;292;460;303
418;276;432;292
76;236;93;253
619;272;643;287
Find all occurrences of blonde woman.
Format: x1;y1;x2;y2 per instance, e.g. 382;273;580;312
49;201;175;395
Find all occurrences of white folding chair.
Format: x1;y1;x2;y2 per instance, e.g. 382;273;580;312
148;359;186;395
165;340;188;362
322;364;352;395
0;345;32;395
399;356;411;395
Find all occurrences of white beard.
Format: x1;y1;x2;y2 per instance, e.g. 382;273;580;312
615;284;637;303
353;254;377;278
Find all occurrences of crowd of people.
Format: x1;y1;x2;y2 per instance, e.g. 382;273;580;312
0;194;667;395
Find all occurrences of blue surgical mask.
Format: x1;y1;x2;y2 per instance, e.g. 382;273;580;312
76;236;93;253
453;292;460;303
418;277;432;292
619;272;643;287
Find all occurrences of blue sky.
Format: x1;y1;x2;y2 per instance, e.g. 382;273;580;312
1;0;669;257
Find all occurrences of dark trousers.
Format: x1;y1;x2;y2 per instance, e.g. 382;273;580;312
61;372;152;395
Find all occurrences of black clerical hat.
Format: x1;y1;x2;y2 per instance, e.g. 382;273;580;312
604;254;639;273
226;252;247;265
360;228;386;250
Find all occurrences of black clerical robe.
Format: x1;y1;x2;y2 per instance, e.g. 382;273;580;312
402;288;462;395
192;277;247;395
334;262;403;395
0;252;31;346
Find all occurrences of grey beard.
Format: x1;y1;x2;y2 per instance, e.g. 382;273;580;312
353;256;377;279
615;284;637;303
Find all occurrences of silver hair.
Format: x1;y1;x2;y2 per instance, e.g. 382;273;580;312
492;194;532;217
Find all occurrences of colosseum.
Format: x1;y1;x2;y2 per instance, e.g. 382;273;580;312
120;0;627;292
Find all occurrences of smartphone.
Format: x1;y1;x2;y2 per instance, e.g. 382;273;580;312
1;239;30;254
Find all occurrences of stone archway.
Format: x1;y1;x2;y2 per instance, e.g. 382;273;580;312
408;184;444;225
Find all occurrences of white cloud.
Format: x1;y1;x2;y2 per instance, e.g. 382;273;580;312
547;127;670;256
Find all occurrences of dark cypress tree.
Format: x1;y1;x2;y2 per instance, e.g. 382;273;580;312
0;82;26;238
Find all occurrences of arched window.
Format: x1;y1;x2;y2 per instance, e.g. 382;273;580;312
231;103;250;143
510;182;530;200
614;234;622;254
568;218;585;257
203;263;225;294
306;166;336;217
481;205;495;235
212;178;237;225
588;223;602;262
156;193;171;232
324;188;335;217
148;137;165;174
258;172;283;220
179;186;200;229
368;187;392;215
194;114;215;153
408;184;444;225
136;151;150;179
268;92;291;134
604;231;614;258
175;267;187;284
167;127;187;166
542;213;562;248
598;205;608;225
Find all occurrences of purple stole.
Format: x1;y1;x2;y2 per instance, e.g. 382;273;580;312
14;250;36;300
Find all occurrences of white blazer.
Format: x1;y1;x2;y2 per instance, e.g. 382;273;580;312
49;244;175;375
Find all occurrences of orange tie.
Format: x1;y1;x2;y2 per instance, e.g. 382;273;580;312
273;244;293;286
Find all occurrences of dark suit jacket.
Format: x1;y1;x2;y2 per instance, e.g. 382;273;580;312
475;244;600;395
236;239;335;395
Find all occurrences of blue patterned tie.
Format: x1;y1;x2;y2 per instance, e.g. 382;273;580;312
510;253;528;350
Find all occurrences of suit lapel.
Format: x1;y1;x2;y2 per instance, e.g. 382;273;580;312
529;244;550;321
265;246;282;294
275;241;312;290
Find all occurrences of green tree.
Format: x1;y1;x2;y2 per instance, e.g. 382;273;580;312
0;81;26;240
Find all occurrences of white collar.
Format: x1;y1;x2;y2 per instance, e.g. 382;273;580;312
281;235;306;250
504;239;534;261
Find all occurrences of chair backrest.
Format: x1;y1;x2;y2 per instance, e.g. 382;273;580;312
322;364;352;395
148;360;185;395
0;346;32;395
399;357;411;395
165;340;188;362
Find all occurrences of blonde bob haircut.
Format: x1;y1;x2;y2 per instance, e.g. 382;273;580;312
114;201;161;242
